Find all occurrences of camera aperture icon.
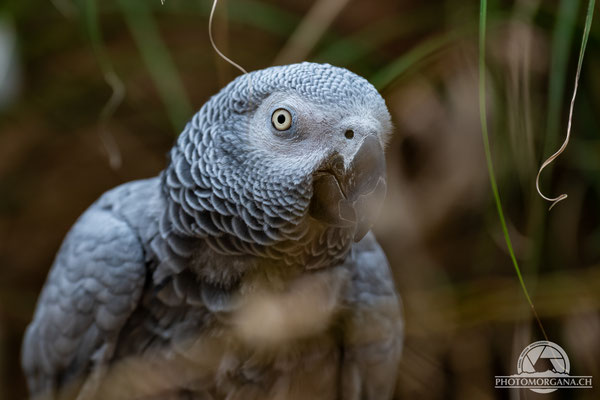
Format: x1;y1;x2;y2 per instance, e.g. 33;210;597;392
495;340;592;394
518;341;569;376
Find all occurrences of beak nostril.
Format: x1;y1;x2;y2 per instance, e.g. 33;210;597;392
344;130;354;139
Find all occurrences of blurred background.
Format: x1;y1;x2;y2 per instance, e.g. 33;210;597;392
0;0;599;398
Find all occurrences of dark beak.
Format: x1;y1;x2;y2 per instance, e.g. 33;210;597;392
309;136;387;242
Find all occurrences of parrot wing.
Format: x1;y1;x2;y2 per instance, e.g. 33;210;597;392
21;205;147;399
340;232;404;400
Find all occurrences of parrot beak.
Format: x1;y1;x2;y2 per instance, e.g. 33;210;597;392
309;135;387;242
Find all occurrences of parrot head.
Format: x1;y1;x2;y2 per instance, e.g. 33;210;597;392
164;62;392;268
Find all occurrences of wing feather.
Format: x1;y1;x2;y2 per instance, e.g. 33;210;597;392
340;232;404;400
22;207;146;399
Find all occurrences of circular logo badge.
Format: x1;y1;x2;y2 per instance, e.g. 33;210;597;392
516;340;570;393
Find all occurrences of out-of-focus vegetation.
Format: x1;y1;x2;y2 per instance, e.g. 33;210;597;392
0;0;599;398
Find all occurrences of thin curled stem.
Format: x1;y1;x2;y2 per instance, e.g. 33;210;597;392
536;0;596;210
208;0;253;100
209;0;248;75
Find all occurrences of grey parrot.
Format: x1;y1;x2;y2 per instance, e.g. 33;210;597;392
22;62;403;400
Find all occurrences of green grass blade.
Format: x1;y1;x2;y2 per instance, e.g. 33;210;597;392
478;0;547;339
116;0;193;133
370;11;510;91
312;8;436;66
370;29;463;90
226;0;299;37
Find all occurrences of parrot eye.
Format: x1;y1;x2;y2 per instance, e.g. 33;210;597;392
271;108;293;131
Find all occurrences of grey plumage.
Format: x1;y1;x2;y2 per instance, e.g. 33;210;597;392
22;62;403;400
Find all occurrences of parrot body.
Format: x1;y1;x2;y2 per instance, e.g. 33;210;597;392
22;63;403;400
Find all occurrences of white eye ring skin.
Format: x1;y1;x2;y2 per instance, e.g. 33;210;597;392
271;108;293;131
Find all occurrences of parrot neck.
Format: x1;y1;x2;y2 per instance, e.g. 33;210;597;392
157;132;356;273
158;175;354;271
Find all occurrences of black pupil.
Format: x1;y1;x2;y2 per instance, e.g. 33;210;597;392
277;114;286;124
